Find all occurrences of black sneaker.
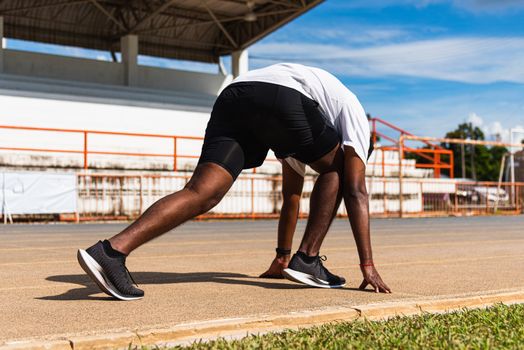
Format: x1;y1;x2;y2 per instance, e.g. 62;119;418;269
77;241;144;301
283;252;346;288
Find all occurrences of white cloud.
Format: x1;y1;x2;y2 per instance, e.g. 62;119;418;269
464;113;523;143
454;0;524;12
267;22;447;47
347;28;414;45
486;121;508;141
252;37;524;84
468;113;484;127
362;82;524;140
330;0;524;12
310;27;413;45
329;0;444;9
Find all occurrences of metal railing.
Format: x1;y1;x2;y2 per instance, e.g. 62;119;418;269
397;135;524;217
76;173;523;221
0;124;204;171
0;124;282;172
1;123;451;176
77;173;284;220
370;117;454;178
2;124;523;221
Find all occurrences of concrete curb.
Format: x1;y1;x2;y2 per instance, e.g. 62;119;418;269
3;291;523;350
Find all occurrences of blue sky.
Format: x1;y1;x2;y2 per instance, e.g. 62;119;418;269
248;0;524;142
6;0;524;142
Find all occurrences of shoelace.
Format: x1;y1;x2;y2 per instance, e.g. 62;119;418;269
316;255;327;265
317;255;339;281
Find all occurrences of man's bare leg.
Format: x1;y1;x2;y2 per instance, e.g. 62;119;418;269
77;162;234;300
297;145;344;256
260;147;344;278
260;161;304;278
281;145;347;288
110;163;234;255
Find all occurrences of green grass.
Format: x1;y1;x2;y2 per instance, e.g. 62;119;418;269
168;304;524;350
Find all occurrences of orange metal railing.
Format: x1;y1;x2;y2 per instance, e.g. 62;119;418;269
0;124;203;171
0;124;282;172
75;173;523;221
3;121;453;176
1;123;522;221
370;117;454;178
77;172;287;221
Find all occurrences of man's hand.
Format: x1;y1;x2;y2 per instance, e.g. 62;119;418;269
259;254;290;279
359;265;391;293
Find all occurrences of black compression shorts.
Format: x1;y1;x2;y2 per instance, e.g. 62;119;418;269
198;82;339;179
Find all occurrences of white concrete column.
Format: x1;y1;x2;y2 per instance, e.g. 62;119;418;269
231;49;248;78
121;34;139;86
0;16;4;73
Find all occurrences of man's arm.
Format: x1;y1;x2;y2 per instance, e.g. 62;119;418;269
259;160;304;278
343;145;391;293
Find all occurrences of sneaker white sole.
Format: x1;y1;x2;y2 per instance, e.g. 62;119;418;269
282;268;345;289
77;249;143;301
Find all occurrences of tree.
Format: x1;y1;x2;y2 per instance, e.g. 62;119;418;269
440;123;507;181
406;122;508;181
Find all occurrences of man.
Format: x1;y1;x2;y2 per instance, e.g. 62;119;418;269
77;63;389;300
260;151;389;293
249;67;389;293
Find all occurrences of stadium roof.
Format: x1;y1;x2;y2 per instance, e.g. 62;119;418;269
0;0;323;63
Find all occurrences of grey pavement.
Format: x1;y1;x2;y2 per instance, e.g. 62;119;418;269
1;216;523;343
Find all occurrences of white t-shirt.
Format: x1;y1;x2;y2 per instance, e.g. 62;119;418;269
233;63;370;177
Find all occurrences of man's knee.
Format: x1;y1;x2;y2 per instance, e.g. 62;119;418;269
181;162;234;214
184;180;225;213
309;145;344;174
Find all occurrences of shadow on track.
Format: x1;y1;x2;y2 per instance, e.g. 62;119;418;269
37;271;310;301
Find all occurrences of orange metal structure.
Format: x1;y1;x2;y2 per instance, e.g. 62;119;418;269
0;124;203;171
3;121;454;176
1;124;523;222
370;117;454;178
73;172;523;221
396;134;524;217
0;124;282;171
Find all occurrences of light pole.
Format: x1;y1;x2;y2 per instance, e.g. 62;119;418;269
509;127;524;181
509;127;524;206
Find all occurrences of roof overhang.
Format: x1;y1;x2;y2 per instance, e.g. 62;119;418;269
0;0;324;63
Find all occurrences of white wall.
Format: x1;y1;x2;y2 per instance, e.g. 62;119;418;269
139;65;231;95
0;94;210;170
4;49;123;85
3;49;232;96
0;48;284;173
0;93;280;173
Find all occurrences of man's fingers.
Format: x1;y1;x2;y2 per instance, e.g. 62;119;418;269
369;278;388;293
359;280;391;293
358;280;369;290
378;284;390;293
376;276;391;293
370;280;380;293
375;280;391;293
360;270;391;293
363;277;379;293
